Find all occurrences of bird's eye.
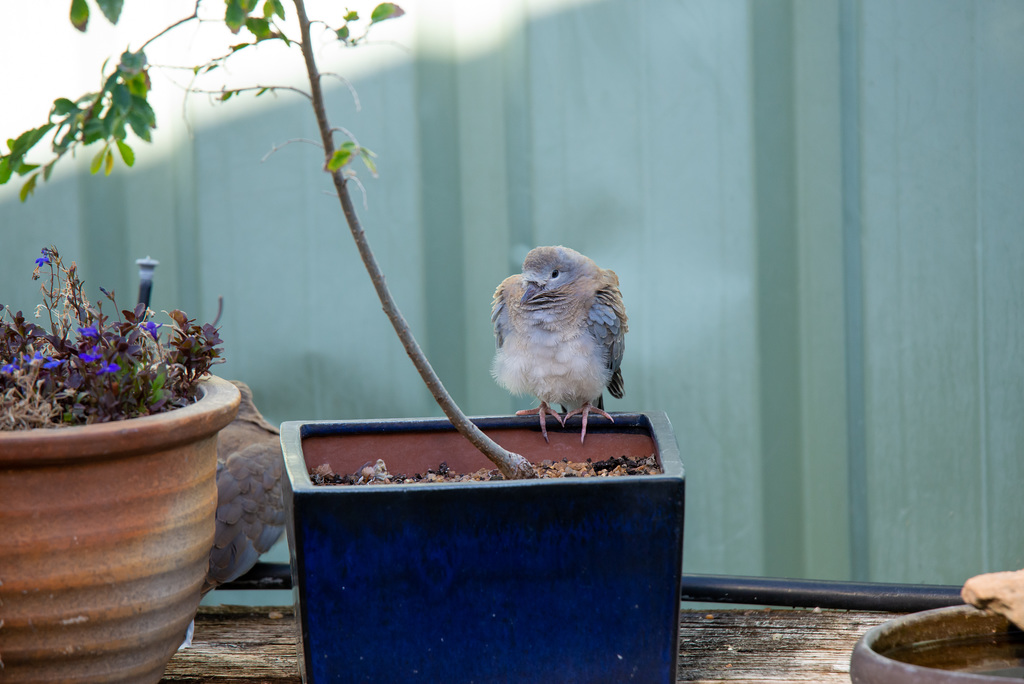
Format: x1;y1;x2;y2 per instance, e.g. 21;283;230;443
551;269;559;278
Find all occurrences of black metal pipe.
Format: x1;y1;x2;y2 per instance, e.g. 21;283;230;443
679;573;964;612
135;256;158;308
222;563;964;613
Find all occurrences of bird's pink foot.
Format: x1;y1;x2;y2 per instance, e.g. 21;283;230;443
563;402;614;443
516;401;564;442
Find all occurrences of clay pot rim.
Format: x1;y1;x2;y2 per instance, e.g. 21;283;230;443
851;603;1019;683
0;375;240;465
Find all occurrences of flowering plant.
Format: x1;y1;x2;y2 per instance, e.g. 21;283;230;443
0;1;534;478
1;245;223;430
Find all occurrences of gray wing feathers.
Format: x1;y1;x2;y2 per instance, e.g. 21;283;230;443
491;279;513;349
587;274;627;399
203;380;285;594
205;442;286;590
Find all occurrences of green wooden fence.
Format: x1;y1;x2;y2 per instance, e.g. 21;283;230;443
2;0;1022;587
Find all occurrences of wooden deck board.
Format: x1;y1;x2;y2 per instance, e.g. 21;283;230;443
161;605;895;683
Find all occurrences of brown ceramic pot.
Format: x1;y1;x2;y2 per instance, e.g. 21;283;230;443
851;604;1024;682
0;376;240;684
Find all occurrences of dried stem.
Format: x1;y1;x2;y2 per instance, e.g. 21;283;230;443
290;0;535;480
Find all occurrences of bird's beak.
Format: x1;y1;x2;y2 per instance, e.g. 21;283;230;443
521;281;541;304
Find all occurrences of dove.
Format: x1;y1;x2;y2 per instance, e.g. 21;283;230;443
491;245;627;443
181;380;285;649
204;381;286;593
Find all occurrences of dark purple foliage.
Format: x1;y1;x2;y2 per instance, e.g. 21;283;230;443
1;245;224;428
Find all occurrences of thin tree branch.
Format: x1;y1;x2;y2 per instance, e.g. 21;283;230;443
262;138;323;163
344;173;368;211
192;84;313;101
319;73;361;112
329;126;361;147
342;38;413;54
138;1;202;52
290;0;536;480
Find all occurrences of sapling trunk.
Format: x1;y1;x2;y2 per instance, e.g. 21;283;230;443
291;0;535;480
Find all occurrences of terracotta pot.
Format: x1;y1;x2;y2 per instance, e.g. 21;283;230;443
851;604;1024;682
283;412;686;684
0;376;240;684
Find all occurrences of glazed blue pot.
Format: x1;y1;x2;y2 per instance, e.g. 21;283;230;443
282;412;685;684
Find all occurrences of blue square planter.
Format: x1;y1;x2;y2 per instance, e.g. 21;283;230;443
282;412;685;683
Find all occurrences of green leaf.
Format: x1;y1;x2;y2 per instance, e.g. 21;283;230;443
221;90;234;102
19;173;38;202
104;148;115;176
225;0;247;33
112;118;127;140
52;98;79;116
263;0;284;19
43;162;56;181
370;3;405;23
82;118;107;145
344;10;359;21
116;139;135;167
245;16;271;39
126;110;152;142
112;83;132;112
11;123;55;159
118;49;147;75
102;70;119;93
360;147;378;176
130;95;156;126
7;124;54;173
335;25;350;42
100;106;117;138
0;158;11;185
327;147;352;172
95;0;124;24
69;0;89;31
15;162;40;177
125;71;149;98
90;146;106;175
55;125;78;153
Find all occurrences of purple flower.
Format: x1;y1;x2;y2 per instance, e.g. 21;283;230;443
77;326;99;338
1;361;18;373
35;256;50;267
79;347;102;363
142;321;162;340
96;362;120;375
43;357;62;369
